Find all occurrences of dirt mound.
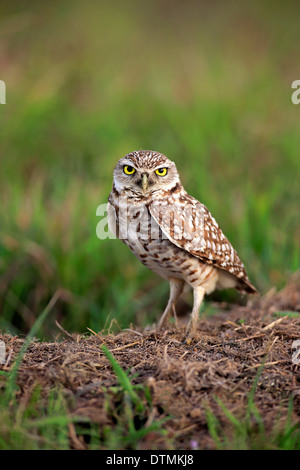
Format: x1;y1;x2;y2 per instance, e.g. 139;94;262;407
1;275;300;449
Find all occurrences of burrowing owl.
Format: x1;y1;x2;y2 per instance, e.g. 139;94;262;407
108;150;258;336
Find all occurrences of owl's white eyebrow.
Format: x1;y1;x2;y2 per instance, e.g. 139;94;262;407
121;160;136;168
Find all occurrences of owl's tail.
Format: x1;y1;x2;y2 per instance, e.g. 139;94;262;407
237;277;259;295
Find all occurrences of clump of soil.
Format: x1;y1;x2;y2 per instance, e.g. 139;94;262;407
1;275;300;449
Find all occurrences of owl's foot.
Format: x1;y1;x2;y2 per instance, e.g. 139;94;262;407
181;286;205;342
157;316;169;330
182;320;199;344
157;279;185;330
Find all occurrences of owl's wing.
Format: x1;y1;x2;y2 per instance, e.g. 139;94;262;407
148;193;257;294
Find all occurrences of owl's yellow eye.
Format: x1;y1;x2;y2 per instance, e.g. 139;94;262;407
155;168;168;176
123;165;136;175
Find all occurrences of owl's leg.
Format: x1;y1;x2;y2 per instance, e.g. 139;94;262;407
185;286;205;338
157;279;185;330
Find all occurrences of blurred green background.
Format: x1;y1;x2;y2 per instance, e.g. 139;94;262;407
0;0;299;338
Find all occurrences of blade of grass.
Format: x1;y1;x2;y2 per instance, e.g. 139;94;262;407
214;396;244;436
205;405;223;449
4;290;62;401
101;344;140;407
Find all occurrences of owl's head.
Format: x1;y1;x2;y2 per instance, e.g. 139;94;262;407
113;150;180;196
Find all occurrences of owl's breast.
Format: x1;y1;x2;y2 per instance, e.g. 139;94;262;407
120;209;209;284
111;198;220;291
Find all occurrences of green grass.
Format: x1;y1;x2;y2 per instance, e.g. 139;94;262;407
0;308;169;450
206;363;300;450
0;291;80;450
1;317;299;450
0;0;299;337
0;384;77;450
206;394;300;450
100;344;170;449
0;1;299;449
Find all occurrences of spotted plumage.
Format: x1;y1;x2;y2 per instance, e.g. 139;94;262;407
108;150;258;336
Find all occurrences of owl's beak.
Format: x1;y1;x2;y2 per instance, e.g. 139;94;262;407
141;173;148;193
